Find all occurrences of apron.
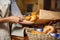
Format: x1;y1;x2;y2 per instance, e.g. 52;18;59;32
0;0;11;40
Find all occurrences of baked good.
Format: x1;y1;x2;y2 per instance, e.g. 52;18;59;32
31;30;44;34
43;25;56;34
25;16;31;21
25;12;38;22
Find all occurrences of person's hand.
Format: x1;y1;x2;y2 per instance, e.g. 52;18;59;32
6;16;23;23
19;20;34;25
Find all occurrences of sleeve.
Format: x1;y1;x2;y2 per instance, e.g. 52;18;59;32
11;0;23;32
11;0;23;18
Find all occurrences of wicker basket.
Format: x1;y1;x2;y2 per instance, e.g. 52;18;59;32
25;28;57;40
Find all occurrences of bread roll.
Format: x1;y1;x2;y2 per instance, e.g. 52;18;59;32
30;15;37;22
43;25;56;34
31;30;44;34
25;16;31;21
25;12;38;22
30;12;38;22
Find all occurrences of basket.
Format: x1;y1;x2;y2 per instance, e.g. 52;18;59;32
25;28;57;40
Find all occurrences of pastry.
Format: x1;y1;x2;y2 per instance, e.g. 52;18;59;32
25;12;38;22
31;30;44;34
25;16;31;21
43;25;56;34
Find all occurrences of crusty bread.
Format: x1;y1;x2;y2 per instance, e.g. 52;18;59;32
43;25;56;34
25;16;31;21
25;12;38;22
30;15;38;22
31;30;44;34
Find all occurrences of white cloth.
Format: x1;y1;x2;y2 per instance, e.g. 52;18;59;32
0;0;11;17
0;0;11;40
0;25;10;40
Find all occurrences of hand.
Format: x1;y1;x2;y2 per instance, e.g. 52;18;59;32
6;16;23;23
19;20;34;25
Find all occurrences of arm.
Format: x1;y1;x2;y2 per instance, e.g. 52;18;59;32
0;16;22;23
19;20;34;25
0;18;8;23
0;16;34;24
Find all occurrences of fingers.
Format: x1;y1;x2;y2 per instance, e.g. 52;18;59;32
9;16;34;24
17;16;21;18
17;16;24;20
